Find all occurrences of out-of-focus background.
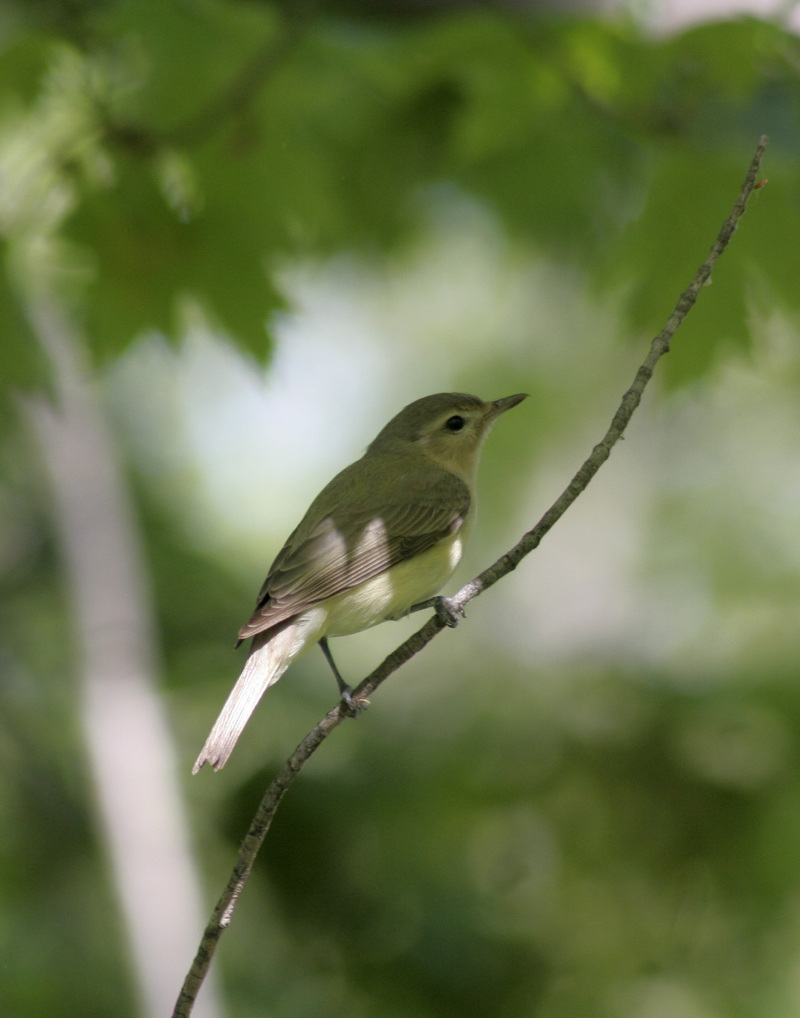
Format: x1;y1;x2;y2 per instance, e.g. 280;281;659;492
2;2;800;1016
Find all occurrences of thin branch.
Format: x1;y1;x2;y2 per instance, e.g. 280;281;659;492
172;134;768;1018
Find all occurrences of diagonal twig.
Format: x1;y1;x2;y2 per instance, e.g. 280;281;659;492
172;134;768;1018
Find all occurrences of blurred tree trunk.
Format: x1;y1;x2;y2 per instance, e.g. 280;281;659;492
25;292;224;1018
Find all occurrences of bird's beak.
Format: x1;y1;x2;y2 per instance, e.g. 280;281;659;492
487;393;529;419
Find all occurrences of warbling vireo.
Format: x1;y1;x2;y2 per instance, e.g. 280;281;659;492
193;391;527;772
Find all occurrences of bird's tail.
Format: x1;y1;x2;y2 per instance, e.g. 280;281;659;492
193;616;320;773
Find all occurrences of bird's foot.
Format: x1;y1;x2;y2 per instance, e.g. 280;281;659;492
339;684;369;718
410;595;466;628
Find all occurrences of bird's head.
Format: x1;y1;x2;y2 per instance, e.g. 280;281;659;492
368;391;528;481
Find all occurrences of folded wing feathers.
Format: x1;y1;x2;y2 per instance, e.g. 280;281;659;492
237;483;470;643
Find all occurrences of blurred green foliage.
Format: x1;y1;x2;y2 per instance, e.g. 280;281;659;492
2;2;800;1017
1;3;798;378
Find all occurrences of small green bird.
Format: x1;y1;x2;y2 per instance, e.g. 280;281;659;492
193;391;527;772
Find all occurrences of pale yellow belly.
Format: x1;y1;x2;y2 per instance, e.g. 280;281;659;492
321;529;466;638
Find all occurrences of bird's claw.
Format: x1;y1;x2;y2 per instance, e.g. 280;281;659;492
340;686;369;718
407;595;466;628
432;595;466;629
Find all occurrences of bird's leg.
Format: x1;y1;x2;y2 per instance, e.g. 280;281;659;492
319;637;365;716
319;636;350;697
408;595;466;629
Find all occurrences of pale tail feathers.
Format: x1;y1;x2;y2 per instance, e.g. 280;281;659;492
193;613;324;773
192;637;284;773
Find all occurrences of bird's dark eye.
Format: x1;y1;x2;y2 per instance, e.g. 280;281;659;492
445;415;465;432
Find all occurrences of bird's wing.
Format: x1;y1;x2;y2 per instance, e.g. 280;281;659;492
237;471;470;642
